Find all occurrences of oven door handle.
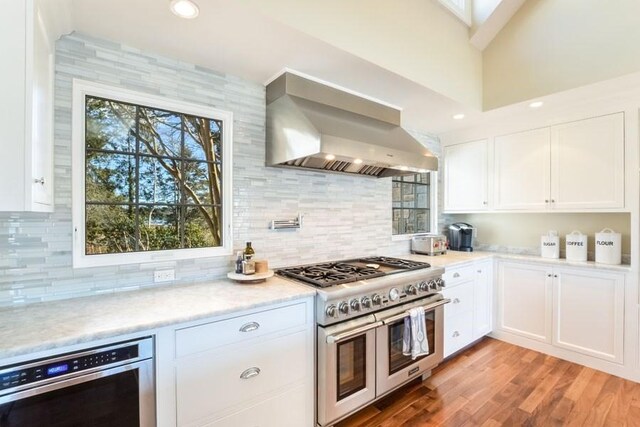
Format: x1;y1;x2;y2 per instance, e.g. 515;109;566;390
380;299;451;325
326;321;383;344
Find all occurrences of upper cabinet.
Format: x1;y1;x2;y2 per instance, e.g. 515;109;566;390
494;128;550;210
550;113;624;210
443;139;488;212
0;0;54;212
444;113;625;213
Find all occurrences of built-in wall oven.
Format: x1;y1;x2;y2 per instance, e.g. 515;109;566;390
0;337;154;427
317;294;448;426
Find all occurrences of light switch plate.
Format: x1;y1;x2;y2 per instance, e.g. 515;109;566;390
154;269;175;283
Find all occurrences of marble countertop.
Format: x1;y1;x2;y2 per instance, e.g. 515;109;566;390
408;251;632;272
0;277;315;361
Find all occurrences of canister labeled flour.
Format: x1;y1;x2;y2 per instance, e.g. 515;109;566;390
595;228;621;265
541;230;559;259
565;230;588;262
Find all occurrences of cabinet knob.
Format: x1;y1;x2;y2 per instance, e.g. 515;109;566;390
240;367;261;380
547;274;552;277
452;331;460;338
453;272;460;278
551;199;556;203
483;201;488;205
34;177;45;185
453;298;460;304
477;270;482;274
545;199;549;203
239;322;260;333
554;274;558;278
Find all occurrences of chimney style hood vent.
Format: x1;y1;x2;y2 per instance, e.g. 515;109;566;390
265;72;438;178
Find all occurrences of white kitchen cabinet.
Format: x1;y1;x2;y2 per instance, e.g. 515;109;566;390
552;267;624;363
550;113;625;209
497;261;625;364
473;260;493;339
442;259;494;358
157;298;315;427
493;114;625;211
443;140;488;212
497;261;552;342
0;0;54;211
494;128;551;210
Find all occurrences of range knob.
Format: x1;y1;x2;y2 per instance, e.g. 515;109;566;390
435;278;445;288
350;299;361;312
325;304;337;318
406;284;418;295
361;296;372;309
418;281;429;292
428;279;438;290
338;301;349;314
389;287;400;302
372;294;382;305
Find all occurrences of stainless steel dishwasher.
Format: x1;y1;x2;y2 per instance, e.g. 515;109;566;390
0;337;155;426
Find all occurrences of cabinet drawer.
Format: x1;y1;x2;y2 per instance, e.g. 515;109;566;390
444;311;474;358
176;302;306;357
176;330;307;427
202;384;308;427
443;265;475;287
442;280;474;318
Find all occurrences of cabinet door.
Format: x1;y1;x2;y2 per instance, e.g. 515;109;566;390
473;260;493;339
550;113;624;210
497;262;552;342
494;128;550;210
443;140;488;211
552;268;624;363
29;5;54;208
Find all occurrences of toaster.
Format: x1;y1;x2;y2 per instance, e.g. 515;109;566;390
411;234;447;256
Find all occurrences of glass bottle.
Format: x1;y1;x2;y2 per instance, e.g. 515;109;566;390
243;242;255;260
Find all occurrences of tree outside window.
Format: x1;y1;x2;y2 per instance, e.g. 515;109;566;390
84;96;223;255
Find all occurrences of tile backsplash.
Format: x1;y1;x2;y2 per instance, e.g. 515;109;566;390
0;33;441;306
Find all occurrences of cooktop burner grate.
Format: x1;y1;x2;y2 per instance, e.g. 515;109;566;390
276;256;431;288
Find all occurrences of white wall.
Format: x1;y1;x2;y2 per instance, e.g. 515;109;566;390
483;0;640;109
243;0;483;109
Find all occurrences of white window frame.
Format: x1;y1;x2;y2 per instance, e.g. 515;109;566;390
391;171;439;241
71;79;233;268
438;0;472;27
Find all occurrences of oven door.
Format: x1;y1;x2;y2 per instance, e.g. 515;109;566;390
317;315;380;427
0;360;155;427
375;296;448;396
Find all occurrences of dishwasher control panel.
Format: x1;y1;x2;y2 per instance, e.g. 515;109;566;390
0;343;140;392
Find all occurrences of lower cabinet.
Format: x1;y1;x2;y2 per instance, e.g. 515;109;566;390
442;260;494;357
156;298;315;427
497;261;624;364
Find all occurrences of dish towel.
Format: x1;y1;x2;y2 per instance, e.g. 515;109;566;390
402;307;430;360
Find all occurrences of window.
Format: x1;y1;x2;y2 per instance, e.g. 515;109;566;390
438;0;472;26
392;173;435;236
72;80;233;267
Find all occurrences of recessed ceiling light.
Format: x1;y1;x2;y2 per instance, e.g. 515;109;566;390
170;0;200;19
453;113;465;120
353;158;363;165
325;154;335;160
529;101;544;108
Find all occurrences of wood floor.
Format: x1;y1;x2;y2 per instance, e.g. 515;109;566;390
337;337;640;427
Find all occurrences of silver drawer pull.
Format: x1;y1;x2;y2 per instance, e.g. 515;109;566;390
453;272;460;278
34;177;45;185
240;367;261;380
452;331;460;338
239;322;260;333
453;298;460;304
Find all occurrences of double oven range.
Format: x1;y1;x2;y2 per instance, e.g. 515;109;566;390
277;256;449;427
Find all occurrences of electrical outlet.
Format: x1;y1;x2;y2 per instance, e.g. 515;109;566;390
154;269;175;283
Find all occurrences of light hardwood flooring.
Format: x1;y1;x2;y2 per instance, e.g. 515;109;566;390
337;337;640;427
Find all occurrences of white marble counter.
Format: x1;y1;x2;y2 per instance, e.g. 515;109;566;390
407;251;633;272
0;277;315;360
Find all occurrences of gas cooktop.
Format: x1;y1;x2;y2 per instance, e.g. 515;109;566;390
276;256;431;288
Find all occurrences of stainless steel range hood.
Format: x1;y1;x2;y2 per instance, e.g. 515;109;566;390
265;72;438;178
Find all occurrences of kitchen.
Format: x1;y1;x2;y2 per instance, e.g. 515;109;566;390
0;0;638;426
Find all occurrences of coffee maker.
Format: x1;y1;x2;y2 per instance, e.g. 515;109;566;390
448;223;475;252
